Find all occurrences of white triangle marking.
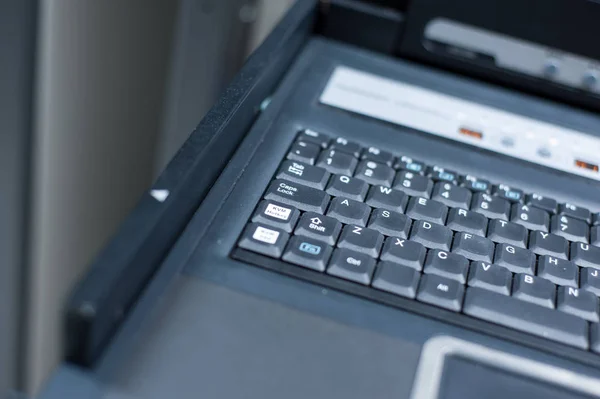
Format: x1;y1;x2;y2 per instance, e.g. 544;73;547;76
150;189;169;202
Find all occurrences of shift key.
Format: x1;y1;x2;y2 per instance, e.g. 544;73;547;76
265;179;330;213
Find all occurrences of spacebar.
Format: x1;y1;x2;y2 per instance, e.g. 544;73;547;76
464;287;589;349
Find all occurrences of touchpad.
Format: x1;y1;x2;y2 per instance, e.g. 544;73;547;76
440;357;594;399
411;336;600;399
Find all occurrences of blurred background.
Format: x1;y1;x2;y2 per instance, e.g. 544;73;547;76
1;0;294;396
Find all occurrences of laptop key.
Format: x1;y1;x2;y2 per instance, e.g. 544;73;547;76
512;274;556;308
365;185;408;213
423;249;469;283
581;267;600;296
327;248;376;285
238;223;289;258
298;129;329;148
559;203;591;224
594;212;600;226
372;261;420;298
431;182;472;209
251;200;300;233
445;208;488;236
557;287;599;322
282;235;333;272
294;212;341;246
380;237;426;270
355;160;395;187
325;174;369;201
461;175;491;194
326;197;371;226
510;203;549;232
417;274;464;312
276;160;330;189
394;155;425;174
451;232;494;263
592;324;600;354
570;241;600;269
493;243;536;274
393;171;433;198
337;225;383;258
591;226;600;246
493;184;524;203
486;219;527;248
329;136;361;157
526;193;557;214
471;192;510;220
528;231;569;260
427;165;458;185
551;215;589;244
537;255;578;287
316;149;358;175
265;180;330;213
463;287;588;349
287;141;321;165
361;146;394;166
405;196;448;225
410;220;453;251
467;261;512;295
367;209;411;238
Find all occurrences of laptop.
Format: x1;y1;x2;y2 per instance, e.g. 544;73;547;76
40;0;600;398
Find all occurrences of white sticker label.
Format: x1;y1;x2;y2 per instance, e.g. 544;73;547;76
252;226;280;244
264;203;292;220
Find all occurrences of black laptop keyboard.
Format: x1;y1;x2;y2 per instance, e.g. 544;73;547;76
233;129;600;352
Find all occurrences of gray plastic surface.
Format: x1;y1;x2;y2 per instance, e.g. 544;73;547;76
39;39;600;398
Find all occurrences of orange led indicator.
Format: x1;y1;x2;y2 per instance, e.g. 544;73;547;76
459;127;483;139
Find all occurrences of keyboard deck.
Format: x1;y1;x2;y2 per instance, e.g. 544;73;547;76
232;128;600;352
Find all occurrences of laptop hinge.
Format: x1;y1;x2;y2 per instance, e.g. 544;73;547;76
317;0;405;55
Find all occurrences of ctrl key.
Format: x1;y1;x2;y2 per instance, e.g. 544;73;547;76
238;223;289;258
282;236;332;272
327;249;376;285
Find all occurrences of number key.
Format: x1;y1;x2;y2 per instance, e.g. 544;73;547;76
471;192;510;220
510;203;549;232
355;160;395;186
393;170;433;197
551;215;589;244
431;182;472;209
317;149;358;175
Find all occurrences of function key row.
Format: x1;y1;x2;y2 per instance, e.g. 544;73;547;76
291;129;595;223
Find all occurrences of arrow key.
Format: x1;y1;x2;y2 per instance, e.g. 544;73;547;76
551;215;589;244
294;212;341;246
